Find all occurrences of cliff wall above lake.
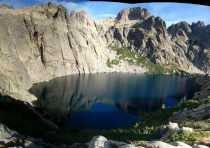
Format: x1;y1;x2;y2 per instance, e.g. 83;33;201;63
0;3;210;102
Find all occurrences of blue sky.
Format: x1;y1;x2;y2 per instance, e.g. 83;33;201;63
0;0;210;27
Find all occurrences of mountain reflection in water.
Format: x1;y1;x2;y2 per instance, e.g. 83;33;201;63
30;73;198;129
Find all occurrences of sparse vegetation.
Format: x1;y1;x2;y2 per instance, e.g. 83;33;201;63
107;46;189;75
107;58;120;68
167;131;210;144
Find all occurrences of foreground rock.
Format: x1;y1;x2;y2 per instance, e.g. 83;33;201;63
0;123;16;140
88;136;210;148
0;123;64;147
88;136;142;148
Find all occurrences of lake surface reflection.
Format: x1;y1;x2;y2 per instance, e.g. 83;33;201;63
30;73;198;129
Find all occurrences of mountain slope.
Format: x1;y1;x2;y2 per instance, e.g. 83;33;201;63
96;7;205;74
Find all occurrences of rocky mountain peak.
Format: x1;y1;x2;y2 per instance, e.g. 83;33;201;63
191;21;205;31
192;21;205;28
69;10;95;27
168;21;191;38
115;7;150;22
70;10;89;19
154;17;166;28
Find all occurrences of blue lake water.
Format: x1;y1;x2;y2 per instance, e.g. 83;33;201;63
30;73;198;129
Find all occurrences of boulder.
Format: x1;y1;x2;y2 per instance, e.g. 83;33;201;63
88;136;110;148
174;141;192;148
181;127;194;133
167;122;180;131
149;141;177;148
0;123;16;140
119;144;143;148
193;144;210;148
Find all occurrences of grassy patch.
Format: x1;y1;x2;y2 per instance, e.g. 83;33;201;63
107;58;120;68
167;131;210;144
180;120;210;131
109;59;120;65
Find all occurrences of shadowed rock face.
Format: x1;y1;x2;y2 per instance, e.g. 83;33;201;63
0;95;58;138
168;21;210;73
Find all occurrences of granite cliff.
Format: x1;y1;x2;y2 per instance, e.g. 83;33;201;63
0;4;210;103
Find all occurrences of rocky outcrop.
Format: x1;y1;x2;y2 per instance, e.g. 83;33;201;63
87;135;210;148
171;102;210;121
168;21;210;73
116;7;150;22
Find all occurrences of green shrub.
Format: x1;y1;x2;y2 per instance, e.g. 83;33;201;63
107;58;112;68
107;58;120;67
110;46;167;74
178;99;201;110
110;59;120;65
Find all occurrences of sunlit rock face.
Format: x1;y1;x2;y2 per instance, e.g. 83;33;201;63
115;7;151;22
96;7;203;74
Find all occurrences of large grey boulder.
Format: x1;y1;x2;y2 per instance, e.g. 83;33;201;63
167;122;180;131
174;141;192;148
193;144;210;148
149;141;177;148
119;144;144;148
88;136;110;148
88;136;144;148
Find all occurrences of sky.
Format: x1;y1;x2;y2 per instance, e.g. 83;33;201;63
0;0;210;27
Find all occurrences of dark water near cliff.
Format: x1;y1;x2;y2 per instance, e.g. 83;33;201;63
30;73;198;129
